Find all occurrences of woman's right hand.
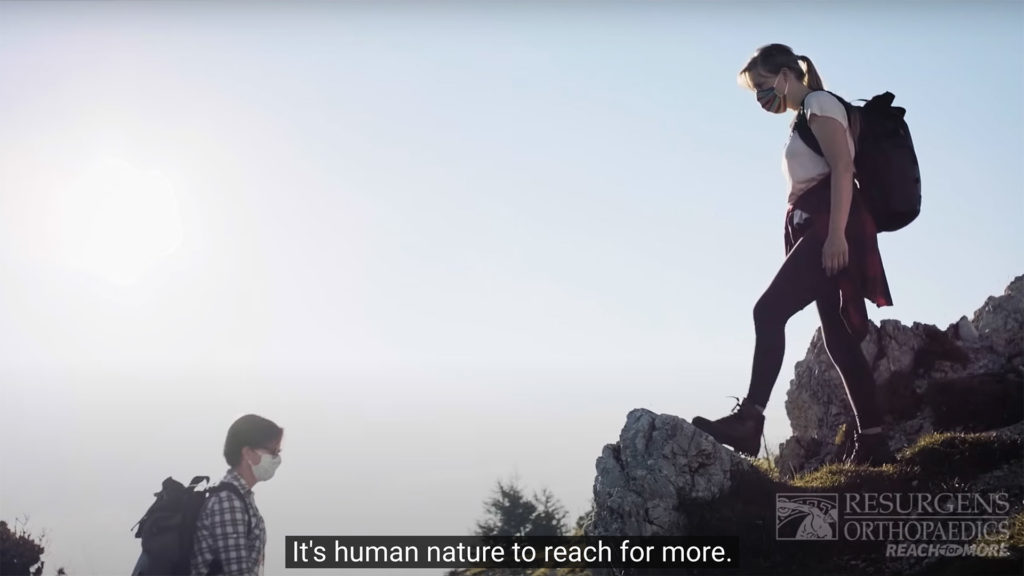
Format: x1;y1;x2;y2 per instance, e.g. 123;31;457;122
822;233;849;277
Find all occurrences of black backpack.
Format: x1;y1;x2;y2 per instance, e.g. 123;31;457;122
130;475;250;576
794;90;922;232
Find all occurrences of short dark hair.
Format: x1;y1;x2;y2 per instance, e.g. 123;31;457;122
223;414;284;467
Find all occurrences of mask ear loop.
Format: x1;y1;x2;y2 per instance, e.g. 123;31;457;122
776;71;790;110
246;448;264;467
768;73;789;112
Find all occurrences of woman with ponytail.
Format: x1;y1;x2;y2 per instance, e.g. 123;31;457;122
692;44;895;466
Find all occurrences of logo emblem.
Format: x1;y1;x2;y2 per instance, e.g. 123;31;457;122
776;493;839;540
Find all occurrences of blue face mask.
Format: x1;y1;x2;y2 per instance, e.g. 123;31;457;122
756;75;789;114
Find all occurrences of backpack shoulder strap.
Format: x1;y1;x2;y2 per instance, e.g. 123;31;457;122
209;482;253;536
793;94;822;157
825;90;861;149
794;89;860;156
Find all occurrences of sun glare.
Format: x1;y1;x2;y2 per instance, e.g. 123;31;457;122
57;155;183;285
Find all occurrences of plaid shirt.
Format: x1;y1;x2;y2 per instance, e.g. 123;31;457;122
191;469;266;576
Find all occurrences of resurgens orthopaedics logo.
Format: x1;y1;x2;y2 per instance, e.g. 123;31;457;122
776;492;1013;558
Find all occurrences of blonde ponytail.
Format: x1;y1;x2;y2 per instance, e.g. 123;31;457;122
798;55;825;91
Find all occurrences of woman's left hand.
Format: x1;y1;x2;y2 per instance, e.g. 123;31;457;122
822;233;849;277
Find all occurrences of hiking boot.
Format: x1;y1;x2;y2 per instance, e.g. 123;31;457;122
692;397;765;457
847;430;897;466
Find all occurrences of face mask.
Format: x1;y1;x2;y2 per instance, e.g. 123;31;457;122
756;75;789;114
250;450;281;482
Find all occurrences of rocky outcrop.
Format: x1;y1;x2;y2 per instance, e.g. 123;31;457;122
974;275;1024;358
588;274;1024;576
779;274;1024;478
589;408;755;538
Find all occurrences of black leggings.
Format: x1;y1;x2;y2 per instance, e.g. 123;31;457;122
745;233;881;431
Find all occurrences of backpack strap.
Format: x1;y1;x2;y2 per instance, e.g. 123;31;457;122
794;90;859;157
209;482;253;537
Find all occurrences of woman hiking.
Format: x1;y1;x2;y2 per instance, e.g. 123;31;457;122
692;44;896;466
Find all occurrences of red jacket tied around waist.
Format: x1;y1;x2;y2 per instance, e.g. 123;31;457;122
785;178;893;341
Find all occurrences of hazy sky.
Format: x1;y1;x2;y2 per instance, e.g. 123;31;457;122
1;1;1022;574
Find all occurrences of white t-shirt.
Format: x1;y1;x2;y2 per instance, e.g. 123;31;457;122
784;91;856;200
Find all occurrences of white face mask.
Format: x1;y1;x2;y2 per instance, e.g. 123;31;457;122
250;450;281;482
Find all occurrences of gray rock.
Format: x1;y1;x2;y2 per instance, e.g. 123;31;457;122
775;435;830;480
779;274;1024;476
956;315;980;344
589;408;753;538
973;274;1024;359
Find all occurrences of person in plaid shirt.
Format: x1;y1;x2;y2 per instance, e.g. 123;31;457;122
191;414;283;576
693;44;896;467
